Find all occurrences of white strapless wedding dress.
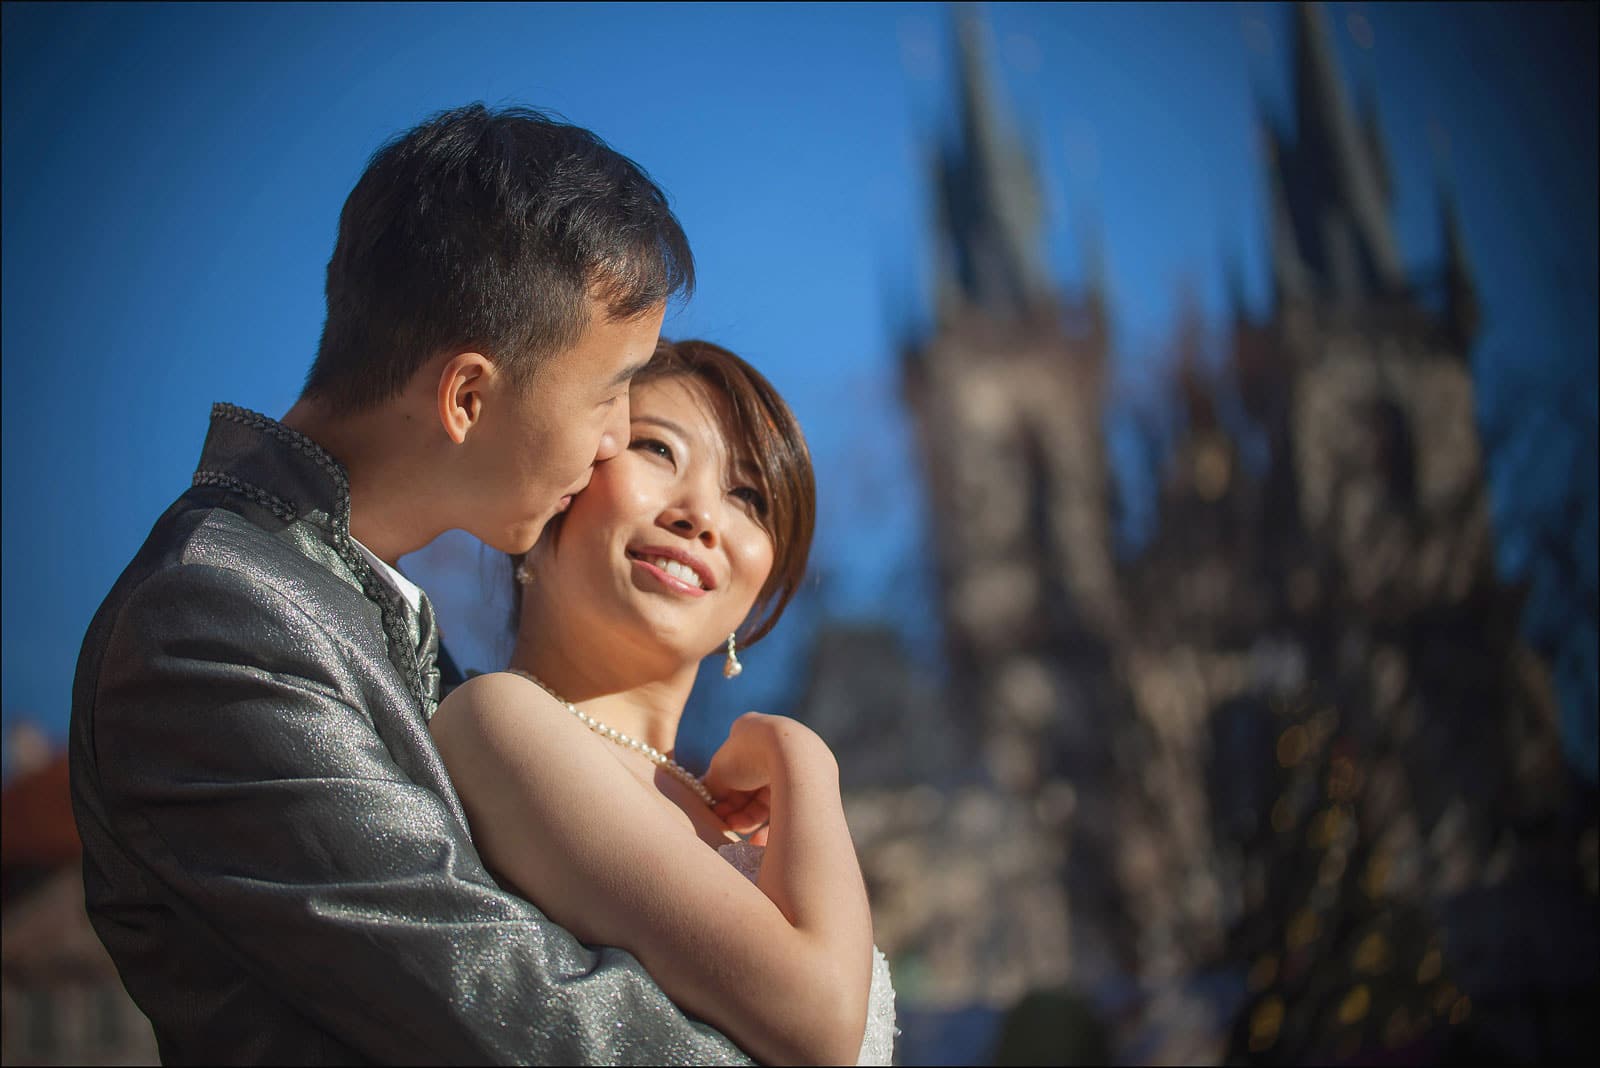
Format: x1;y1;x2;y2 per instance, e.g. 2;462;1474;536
717;842;897;1066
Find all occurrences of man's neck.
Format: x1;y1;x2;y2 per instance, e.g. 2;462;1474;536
281;397;442;566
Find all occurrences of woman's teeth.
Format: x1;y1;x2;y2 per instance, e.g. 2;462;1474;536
646;556;703;588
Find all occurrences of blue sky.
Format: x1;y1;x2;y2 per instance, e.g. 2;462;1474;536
3;2;1595;773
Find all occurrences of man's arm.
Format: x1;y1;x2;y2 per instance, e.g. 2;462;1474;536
78;562;754;1065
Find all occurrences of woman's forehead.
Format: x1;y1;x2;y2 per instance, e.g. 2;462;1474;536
631;375;748;459
630;373;709;415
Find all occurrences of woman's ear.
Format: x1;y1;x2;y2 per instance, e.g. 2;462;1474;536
437;352;493;444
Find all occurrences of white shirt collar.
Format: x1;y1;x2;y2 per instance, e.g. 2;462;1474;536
350;536;424;615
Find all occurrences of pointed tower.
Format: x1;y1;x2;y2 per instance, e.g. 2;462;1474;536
1277;2;1404;304
932;7;1053;322
1222;240;1250;331
900;5;1121;799
1357;80;1394;208
1437;174;1480;350
1262;116;1311;311
1172;284;1218;438
1265;3;1498;614
1079;208;1111;332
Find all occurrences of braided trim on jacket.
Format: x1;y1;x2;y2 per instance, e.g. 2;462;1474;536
209;403;433;714
191;470;297;524
211;403;352;529
327;529;437;717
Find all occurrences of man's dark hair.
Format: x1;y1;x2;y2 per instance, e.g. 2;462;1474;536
303;103;694;411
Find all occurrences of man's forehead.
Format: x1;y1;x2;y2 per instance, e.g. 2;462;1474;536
608;356;652;390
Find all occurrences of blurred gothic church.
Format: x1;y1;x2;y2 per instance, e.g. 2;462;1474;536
795;3;1597;1062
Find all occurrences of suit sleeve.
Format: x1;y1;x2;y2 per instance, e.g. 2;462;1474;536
84;562;755;1066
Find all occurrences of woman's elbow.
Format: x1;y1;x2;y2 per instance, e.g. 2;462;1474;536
767;1027;860;1067
813;1015;867;1067
779;970;867;1066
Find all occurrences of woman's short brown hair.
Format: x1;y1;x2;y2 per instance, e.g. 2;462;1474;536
513;337;815;648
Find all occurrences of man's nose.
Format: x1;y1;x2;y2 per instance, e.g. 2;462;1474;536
594;396;630;463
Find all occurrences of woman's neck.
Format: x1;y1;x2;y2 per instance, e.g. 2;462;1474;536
508;625;697;757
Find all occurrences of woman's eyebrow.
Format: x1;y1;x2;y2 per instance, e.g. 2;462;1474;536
631;414;689;438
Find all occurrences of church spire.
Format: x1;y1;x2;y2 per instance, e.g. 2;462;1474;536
1221;233;1249;328
1282;1;1404;301
1262;116;1309;310
1437;168;1479;350
1172;281;1217;434
932;4;1052;320
927;140;961;325
1357;80;1394;207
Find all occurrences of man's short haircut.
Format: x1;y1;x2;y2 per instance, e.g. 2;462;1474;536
303;102;694;411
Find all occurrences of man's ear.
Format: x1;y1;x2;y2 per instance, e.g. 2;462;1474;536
436;352;494;445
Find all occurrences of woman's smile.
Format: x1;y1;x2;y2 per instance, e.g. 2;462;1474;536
627;545;713;597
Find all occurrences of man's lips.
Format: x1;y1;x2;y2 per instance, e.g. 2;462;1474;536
557;473;593;510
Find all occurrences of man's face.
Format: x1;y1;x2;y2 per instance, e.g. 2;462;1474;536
465;297;666;554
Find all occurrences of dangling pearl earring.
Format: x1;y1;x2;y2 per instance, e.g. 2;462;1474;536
722;632;743;678
514;560;535;585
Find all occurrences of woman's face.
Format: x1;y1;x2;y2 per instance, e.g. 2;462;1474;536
533;374;775;665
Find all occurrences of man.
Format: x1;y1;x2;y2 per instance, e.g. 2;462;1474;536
69;103;754;1065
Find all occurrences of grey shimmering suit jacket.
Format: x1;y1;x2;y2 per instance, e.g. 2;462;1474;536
69;403;753;1066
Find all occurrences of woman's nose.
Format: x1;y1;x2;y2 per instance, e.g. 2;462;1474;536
665;512;718;547
661;487;720;546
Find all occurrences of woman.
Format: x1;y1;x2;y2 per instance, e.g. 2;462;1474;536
430;339;895;1065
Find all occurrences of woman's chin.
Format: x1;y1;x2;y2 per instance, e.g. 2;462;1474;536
601;613;725;674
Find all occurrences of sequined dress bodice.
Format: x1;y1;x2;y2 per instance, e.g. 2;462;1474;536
716;842;897;1066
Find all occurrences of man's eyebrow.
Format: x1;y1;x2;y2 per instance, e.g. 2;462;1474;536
609;358;652;389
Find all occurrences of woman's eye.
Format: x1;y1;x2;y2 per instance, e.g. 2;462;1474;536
731;485;768;516
631;437;674;463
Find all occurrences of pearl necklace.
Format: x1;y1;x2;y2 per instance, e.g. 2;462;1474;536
508;669;716;808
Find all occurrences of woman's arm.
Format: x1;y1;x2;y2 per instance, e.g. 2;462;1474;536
704;713;875;1029
430;673;873;1066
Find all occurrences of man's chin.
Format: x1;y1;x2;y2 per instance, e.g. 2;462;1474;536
480;497;575;554
485;518;551;557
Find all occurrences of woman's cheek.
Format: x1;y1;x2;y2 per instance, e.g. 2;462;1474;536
733;536;776;590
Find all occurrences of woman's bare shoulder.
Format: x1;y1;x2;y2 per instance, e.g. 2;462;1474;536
430;670;583;751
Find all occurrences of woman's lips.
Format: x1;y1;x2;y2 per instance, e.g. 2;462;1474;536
626;548;713;597
629;555;710;597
